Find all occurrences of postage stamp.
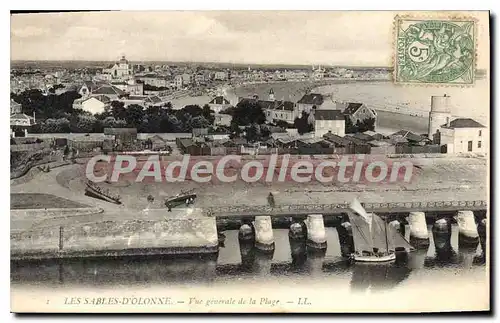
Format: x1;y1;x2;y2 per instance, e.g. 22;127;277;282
394;16;477;85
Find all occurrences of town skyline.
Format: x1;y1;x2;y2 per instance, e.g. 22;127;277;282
11;11;489;68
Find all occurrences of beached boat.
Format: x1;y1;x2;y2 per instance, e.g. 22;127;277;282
164;189;197;209
348;199;414;263
85;181;122;205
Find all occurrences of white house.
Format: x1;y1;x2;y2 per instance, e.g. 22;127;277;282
439;118;487;154
312;109;345;138
264;101;297;124
213;113;232;127
214;71;228;81
73;95;110;115
296;93;325;114
341;102;378;125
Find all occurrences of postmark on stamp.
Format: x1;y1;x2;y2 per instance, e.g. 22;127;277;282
394;16;476;85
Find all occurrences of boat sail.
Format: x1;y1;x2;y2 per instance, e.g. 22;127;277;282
348;199;414;262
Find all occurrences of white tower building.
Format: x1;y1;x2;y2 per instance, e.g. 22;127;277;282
428;94;452;141
269;88;275;101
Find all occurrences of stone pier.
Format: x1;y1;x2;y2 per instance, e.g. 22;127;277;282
304;214;327;250
478;218;487;255
238;223;254;242
433;218;450;232
408;211;430;248
456;210;479;247
253;216;275;251
389;220;401;232
289;222;305;240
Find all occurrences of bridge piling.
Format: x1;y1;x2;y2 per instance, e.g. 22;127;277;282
389;220;401;232
238;223;254;242
433;218;450;232
478;218;487;256
304;214;327;250
456;210;479;248
337;221;354;257
289;222;305;240
408;211;430;249
253;216;275;252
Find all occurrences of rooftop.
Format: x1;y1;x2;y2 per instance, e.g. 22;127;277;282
92;85;126;96
314;109;345;121
442;118;486;129
390;130;426;142
209;96;231;105
297;93;324;106
343;102;364;115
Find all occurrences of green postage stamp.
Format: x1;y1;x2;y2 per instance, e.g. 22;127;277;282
394;16;476;85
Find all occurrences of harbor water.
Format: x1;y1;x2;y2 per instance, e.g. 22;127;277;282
11;224;488;312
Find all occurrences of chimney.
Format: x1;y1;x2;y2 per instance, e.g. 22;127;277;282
33;111;36;123
446;117;450;127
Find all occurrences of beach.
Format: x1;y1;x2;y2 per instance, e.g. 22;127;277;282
164;78;488;135
224;78;489;135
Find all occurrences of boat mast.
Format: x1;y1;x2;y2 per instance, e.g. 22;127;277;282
384;216;389;253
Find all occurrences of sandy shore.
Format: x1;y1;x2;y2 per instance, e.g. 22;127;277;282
163;77;487;135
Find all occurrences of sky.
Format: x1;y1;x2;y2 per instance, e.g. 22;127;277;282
10;11;490;67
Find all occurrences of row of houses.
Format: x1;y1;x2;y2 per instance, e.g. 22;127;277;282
72;80;165;114
174;126;443;156
230;91;377;138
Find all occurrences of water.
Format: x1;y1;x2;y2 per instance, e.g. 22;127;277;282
227;79;489;135
12;226;487;298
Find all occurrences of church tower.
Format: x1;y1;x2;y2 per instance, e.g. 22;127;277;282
269;88;275;101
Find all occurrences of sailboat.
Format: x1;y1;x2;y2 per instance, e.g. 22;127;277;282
348;199;414;263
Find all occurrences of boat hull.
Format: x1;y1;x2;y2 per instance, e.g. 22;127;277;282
85;184;121;205
352;253;396;263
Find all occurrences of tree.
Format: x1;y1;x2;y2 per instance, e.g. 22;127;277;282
294;111;313;135
186;115;211;131
345;116;376;133
11;89;81;120
182;105;203;117
125;104;145;128
159;114;182;133
202;104;215;124
41;118;70;133
244;124;260;143
110;100;127;120
231;100;266;127
70;114;96;133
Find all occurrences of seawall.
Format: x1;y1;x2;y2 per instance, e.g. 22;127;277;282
11;209;218;261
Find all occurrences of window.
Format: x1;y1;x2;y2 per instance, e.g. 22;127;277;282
479;130;482;136
478;141;482;148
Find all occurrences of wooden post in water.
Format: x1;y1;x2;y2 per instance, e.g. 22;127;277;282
59;226;64;251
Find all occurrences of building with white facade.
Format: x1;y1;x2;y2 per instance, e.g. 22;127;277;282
213;113;232;127
10;100;36;137
264;101;297;124
214;71;228;81
439;118;487;154
297;93;325;114
312;109;345;138
341;102;378;125
104;55;133;79
74;95;111;115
